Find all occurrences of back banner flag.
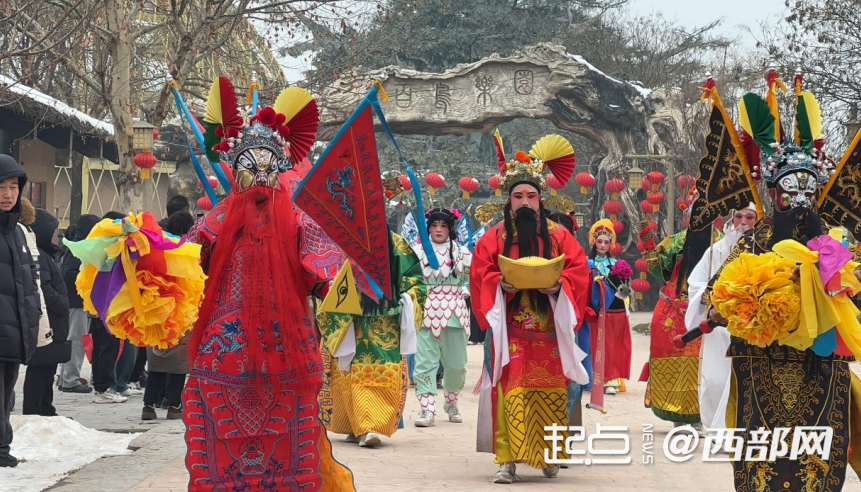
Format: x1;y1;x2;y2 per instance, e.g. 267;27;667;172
294;94;391;299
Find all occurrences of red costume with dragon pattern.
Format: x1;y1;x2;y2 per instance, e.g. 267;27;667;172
182;78;354;492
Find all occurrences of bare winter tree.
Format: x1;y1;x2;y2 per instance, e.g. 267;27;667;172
0;0;374;211
759;0;861;148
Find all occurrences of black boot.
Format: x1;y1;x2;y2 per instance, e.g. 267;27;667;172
0;453;19;468
141;404;157;421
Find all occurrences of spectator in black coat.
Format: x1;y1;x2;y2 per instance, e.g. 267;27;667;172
58;214;99;393
23;209;70;416
0;154;40;468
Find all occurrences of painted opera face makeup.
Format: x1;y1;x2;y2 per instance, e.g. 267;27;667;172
233;147;284;192
775;170;817;211
429;220;450;244
594;236;611;255
510;183;541;212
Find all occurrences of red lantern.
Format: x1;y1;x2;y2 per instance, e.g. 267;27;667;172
152;128;159;141
133;151;157;180
631;278;651;299
647;192;664;212
458;176;479;198
610;242;623;257
546;174;565;189
426;172;445;195
197;196;213;211
546;174;564;196
646;171;665;191
604;177;625;199
676;197;687;210
199;175;219;189
611;219;624;234
603;200;624;217
677;174;695;189
648;220;658;232
574;172;596;194
635;257;648;273
640;199;652;215
488;175;501;197
398;175;413;191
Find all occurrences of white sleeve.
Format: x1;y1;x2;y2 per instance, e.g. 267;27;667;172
684;245;713;332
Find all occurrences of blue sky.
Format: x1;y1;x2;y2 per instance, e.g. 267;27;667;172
629;0;787;43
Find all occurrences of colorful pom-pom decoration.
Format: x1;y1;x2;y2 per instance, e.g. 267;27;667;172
64;212;206;349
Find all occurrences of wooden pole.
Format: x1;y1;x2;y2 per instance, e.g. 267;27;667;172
666;159;675;232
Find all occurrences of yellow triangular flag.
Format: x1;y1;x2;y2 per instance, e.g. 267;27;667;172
320;261;362;314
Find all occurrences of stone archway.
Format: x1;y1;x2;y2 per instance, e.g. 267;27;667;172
318;43;699;241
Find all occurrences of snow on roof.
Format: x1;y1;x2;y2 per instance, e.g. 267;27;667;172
0;74;114;136
568;54;653;98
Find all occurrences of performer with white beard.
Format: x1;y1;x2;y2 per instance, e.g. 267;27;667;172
684;204;758;430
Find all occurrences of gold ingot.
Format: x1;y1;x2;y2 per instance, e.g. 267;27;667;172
498;254;565;290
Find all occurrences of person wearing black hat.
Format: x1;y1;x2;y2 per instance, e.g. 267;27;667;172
0;154;41;467
412;207;472;427
470;135;590;484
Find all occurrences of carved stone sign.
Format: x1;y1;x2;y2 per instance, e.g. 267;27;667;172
318;43;690;199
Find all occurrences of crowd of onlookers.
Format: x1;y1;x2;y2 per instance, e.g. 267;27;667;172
0;153;193;468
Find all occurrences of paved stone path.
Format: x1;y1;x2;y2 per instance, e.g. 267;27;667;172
13;311;859;491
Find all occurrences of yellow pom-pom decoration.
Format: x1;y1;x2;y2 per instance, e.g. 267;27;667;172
712;252;800;347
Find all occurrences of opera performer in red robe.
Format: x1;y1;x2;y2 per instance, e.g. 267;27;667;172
182;78;355;492
471;134;590;484
586;219;633;395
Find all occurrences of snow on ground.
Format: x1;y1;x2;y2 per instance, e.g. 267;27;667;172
0;415;139;492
